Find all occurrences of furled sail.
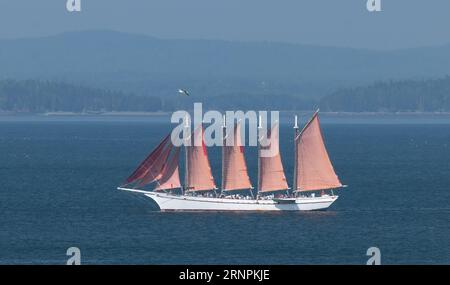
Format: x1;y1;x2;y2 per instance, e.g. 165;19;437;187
222;123;252;191
125;134;171;184
185;126;217;191
258;123;289;192
154;147;181;191
294;112;342;192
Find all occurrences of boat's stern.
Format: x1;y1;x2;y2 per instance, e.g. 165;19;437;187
294;195;338;211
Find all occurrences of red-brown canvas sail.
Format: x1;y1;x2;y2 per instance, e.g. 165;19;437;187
137;142;174;186
295;112;342;192
258;123;289;192
154;147;181;191
185;126;217;191
222;123;252;191
125;134;171;184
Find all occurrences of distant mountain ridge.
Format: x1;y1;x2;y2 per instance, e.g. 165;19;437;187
1;30;450;99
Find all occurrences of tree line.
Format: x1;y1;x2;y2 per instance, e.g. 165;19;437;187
320;76;450;112
0;80;162;113
0;79;316;113
3;77;450;113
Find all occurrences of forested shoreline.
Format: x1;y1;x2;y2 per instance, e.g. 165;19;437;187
0;79;315;113
0;80;162;113
320;76;450;112
2;77;450;114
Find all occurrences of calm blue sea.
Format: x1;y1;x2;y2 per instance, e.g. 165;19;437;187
0;114;449;264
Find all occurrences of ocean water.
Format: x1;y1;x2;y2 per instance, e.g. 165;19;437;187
0;115;449;264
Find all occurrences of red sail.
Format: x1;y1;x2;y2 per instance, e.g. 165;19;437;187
137;142;174;186
222;123;252;191
258;123;289;192
185;126;217;191
125;134;171;184
295;112;342;191
154;147;181;191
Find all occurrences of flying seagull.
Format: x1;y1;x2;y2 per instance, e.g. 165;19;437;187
178;89;190;96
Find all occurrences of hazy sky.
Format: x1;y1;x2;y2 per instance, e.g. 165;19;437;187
1;0;450;49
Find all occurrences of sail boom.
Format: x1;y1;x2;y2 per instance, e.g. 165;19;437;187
294;185;344;193
259;187;290;193
186;187;218;192
222;187;254;192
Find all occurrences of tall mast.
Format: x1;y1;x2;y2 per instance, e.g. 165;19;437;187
293;115;299;192
221;114;226;195
183;114;190;194
257;114;262;196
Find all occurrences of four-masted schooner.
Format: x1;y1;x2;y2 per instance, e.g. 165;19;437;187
118;111;345;211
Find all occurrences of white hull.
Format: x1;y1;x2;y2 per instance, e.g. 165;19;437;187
118;188;338;211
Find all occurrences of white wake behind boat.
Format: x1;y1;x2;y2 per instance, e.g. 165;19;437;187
118;111;345;211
